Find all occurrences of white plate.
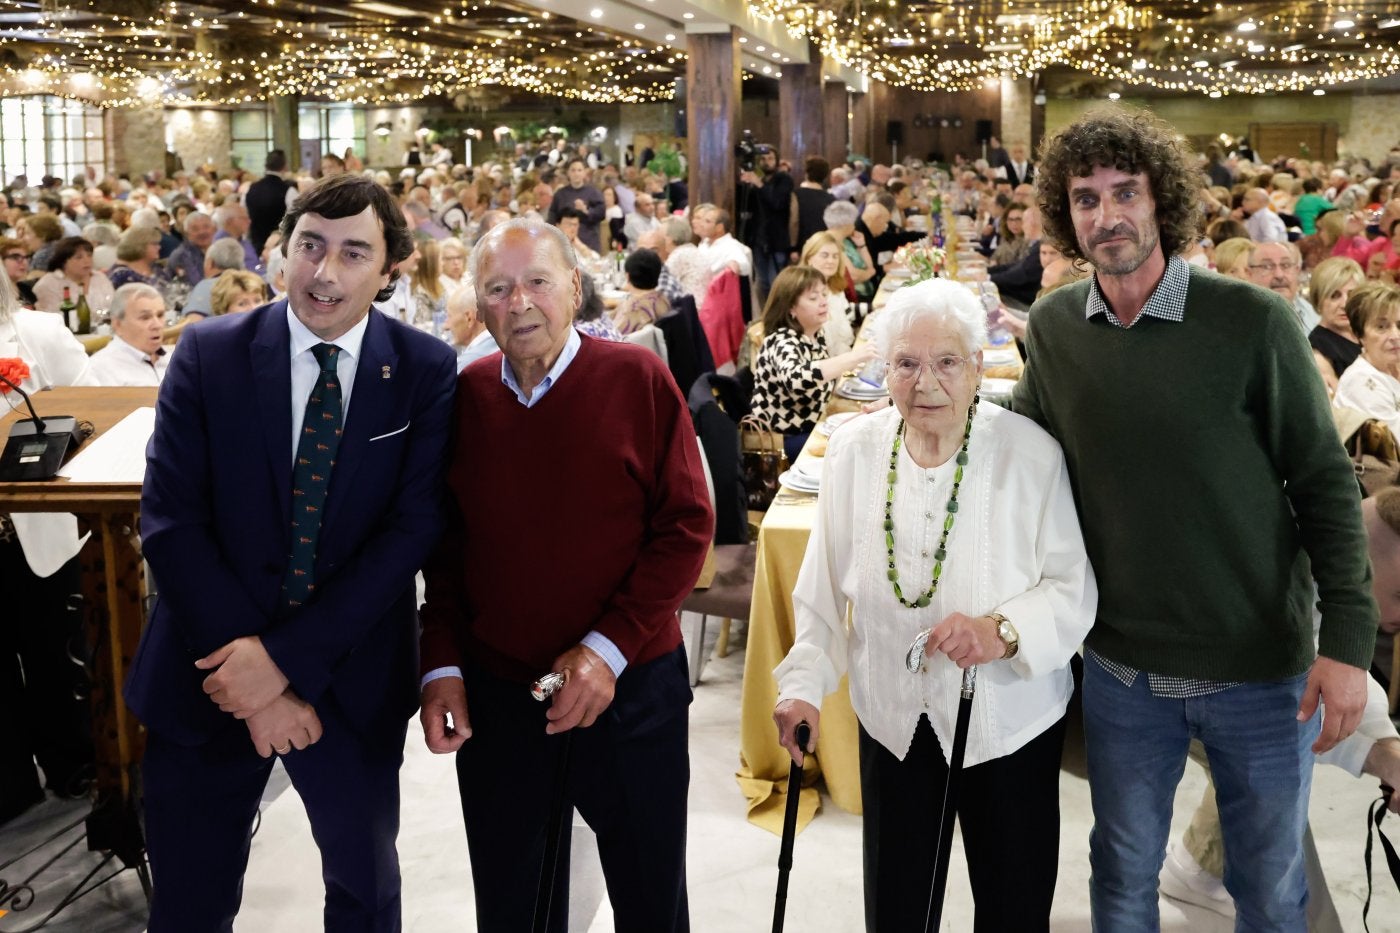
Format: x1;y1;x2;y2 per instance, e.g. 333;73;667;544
792;458;824;481
980;377;1017;398
981;347;1019;367
836;378;888;400
817;412;860;435
778;469;821;493
601;289;629;302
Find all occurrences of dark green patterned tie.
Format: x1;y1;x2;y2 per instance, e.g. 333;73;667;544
283;343;343;610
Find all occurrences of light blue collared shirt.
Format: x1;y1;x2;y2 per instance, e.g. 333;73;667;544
422;328;628;689
498;326;580;407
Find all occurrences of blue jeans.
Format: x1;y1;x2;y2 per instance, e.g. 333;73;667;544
1082;655;1318;933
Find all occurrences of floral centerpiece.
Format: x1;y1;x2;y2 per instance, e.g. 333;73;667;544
895;242;948;284
0;357;30;393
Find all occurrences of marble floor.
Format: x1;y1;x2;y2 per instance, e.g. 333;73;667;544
3;620;1398;931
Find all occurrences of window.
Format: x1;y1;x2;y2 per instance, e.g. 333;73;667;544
0;96;105;187
230;109;273;173
297;104;366;167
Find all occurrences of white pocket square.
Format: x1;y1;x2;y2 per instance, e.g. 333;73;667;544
368;422;410;442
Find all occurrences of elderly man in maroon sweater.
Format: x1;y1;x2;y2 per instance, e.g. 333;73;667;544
418;217;714;933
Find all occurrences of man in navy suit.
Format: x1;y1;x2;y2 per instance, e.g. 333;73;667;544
126;173;457;931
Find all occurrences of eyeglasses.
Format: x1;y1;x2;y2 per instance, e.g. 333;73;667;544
889;355;974;383
2;253;26;262
1248;261;1298;273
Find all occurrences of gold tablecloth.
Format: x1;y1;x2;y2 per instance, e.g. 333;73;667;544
735;270;1022;833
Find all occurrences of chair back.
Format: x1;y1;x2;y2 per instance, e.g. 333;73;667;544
623;324;669;365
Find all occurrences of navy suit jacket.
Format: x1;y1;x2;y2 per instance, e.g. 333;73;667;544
125;300;457;748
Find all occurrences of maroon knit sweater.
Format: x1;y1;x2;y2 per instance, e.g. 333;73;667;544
419;335;715;682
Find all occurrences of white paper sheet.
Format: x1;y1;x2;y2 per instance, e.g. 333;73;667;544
57;406;156;483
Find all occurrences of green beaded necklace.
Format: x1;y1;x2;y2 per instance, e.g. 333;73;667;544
884;397;978;608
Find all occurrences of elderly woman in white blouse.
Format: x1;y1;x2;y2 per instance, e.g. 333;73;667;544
1334;282;1400;436
772;278;1096;932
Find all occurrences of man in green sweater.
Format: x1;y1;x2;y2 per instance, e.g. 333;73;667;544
1012;107;1377;931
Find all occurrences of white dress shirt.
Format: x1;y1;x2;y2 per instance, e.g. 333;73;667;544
88;334;170;386
697;233;752;277
1334;354;1400;440
776;403;1097;765
1245;207;1288;243
287;305;367;461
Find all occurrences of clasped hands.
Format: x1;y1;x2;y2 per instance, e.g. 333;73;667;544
419;643;617;755
197;635;320;758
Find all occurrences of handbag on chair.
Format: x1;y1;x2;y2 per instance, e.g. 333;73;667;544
740;414;788;511
1348;419;1400;497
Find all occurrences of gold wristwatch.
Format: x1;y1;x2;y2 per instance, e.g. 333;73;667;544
990;612;1019;660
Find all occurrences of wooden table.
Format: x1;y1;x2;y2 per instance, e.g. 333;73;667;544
1;387;156;868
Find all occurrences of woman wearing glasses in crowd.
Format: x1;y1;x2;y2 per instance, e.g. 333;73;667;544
748;264;878;462
1334;282;1400;437
772;278;1095;931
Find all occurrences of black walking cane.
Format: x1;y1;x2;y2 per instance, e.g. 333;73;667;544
531;672;573;933
772;721;811;933
923;666;977;933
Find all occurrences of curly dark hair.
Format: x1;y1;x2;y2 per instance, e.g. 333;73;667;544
1037;107;1202;264
279;173;413;303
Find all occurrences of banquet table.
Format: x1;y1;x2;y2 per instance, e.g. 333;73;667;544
735;270;1023;833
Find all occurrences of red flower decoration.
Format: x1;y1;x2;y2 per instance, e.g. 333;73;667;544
0;357;31;394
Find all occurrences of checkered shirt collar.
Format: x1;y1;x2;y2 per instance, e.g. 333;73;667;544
1085;253;1191;329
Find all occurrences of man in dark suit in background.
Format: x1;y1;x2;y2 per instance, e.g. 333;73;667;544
1004;142;1036;188
126;174;457;931
245;148;295;255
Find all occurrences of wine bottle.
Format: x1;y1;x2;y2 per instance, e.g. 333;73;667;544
59;286;76;332
75;292;92;335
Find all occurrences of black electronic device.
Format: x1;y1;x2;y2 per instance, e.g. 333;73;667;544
887;120;904;146
0;374;86;481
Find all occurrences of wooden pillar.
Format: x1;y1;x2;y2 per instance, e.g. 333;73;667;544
823;81;848;167
686;27;741;223
780;42;825;170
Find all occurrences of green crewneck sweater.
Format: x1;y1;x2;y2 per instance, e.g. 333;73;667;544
1012;266;1378;680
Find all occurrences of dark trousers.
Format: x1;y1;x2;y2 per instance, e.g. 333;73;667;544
860;713;1066;933
455;646;691;933
141;700;406;933
0;535;90;817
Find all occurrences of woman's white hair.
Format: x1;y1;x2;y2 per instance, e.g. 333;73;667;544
868;278;987;359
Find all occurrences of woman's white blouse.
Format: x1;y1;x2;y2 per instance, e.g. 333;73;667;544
1334;354;1400;439
775;403;1097;766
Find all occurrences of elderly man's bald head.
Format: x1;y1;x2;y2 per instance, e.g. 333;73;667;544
636;227;668;258
1242;188;1271;214
444;283;481;347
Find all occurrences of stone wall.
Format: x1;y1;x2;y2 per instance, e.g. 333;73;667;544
165;108;232;173
363;105;428;171
1000;77;1034;151
108;105;165;177
1346;94;1400;164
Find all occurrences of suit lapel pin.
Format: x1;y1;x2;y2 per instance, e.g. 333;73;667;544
382;364;391;380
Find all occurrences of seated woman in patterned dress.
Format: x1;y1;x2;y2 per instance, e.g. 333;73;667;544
611;248;670;335
749;264;879;461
